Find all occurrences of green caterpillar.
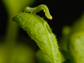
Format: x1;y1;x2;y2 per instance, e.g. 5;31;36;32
13;4;61;63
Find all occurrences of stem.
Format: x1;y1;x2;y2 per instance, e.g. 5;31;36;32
4;14;19;45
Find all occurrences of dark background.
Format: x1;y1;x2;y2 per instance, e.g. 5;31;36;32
0;0;84;49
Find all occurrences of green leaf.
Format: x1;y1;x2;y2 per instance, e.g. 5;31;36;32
68;31;84;63
13;4;61;63
36;50;65;63
13;12;61;63
36;50;50;63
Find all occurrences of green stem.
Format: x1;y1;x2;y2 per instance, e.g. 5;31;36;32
4;14;19;45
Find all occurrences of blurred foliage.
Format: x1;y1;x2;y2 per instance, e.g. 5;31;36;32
2;0;35;14
2;0;36;42
68;31;84;63
0;43;35;63
59;13;84;63
0;0;36;63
